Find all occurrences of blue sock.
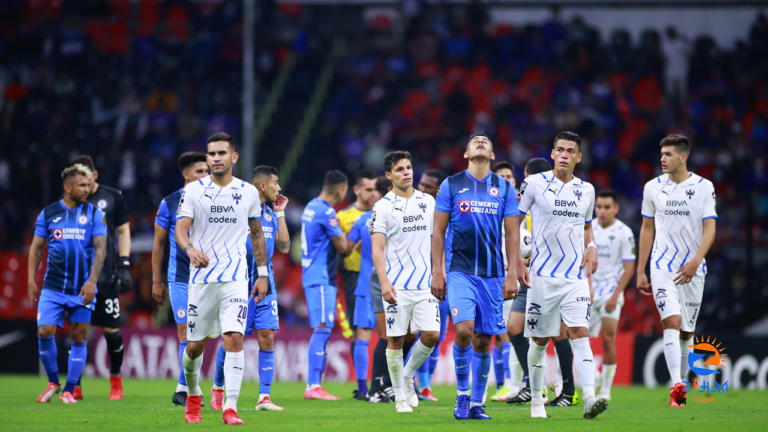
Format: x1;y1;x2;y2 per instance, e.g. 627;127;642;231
453;343;472;393
259;349;275;395
214;345;226;387
417;360;430;390
502;342;511;380
353;340;369;394
64;342;87;394
178;341;188;386
308;328;331;385
493;346;504;388
470;351;492;404
429;341;440;377
38;336;59;384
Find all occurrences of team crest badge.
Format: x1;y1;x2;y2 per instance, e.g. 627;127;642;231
53;228;63;240
418;203;427;213
177;309;186;319
233;193;242;205
264;212;273;222
451;306;459;318
686;189;695;199
78;215;88;225
97;199;107;209
488;186;500;197
574;190;583;201
459;201;471;213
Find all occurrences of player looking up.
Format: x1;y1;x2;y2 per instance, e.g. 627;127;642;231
431;134;525;421
152;152;209;407
371;151;439;413
636;134;717;408
301;170;350;401
175;132;269;425
29;164;107;404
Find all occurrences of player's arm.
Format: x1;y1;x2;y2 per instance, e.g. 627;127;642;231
371;232;397;304
176;217;209;268
502;215;522;299
114;191;133;293
636;217;655;295
330;233;348;255
27;235;46;304
581;222;598;277
430;210;448;301
84;235;106;305
151;223;169;304
249;217;270;302
273;194;291;254
675;218;715;285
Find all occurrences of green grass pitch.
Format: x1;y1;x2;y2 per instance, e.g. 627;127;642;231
2;376;766;431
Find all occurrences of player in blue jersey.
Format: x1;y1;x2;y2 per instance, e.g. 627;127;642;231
28;164;107;404
431;134;526;420
151;152;209;407
301;170;350;400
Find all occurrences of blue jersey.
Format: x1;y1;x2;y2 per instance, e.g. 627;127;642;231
435;170;518;278
34;201;108;295
347;210;373;296
301;198;343;287
246;204;277;295
156;189;190;284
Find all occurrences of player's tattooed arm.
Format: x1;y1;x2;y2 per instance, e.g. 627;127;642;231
27;235;46;303
249;218;268;266
274;194;291;254
89;236;107;284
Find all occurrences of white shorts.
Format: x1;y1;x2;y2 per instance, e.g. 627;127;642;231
383;289;441;337
524;276;591;338
588;294;624;337
187;280;249;341
650;269;705;332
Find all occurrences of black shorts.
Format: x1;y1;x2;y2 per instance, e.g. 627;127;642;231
342;269;359;329
91;281;121;328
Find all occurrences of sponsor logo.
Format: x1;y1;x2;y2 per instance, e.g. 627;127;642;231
554;200;577;207
232;193;242;205
552;209;581;218
402;225;427;233
403;214;424;223
576;297;590;302
418;202;427;213
451;306;459;318
329;217;339;227
326;208;334;215
230;298;247;304
188;304;198;317
459;201;471;213
528;303;542;315
78;215;88;225
98;199;108;209
686;189;695;199
208;216;238;223
685;302;701;307
682;335;730;401
664;209;691;216
458;188;469;194
666;200;688;206
488;186;500;197
204;193;213;200
386;305;398;314
527;318;538;330
497;320;505;328
262;367;274;371
574;190;582;201
51;228;85;240
211;205;235;212
53;217;62;223
519;181;528;196
547;188;558;196
177;309;186;318
655;288;667;299
428;298;439;303
53;228;63;240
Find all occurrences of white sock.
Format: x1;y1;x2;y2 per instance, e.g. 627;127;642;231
176;383;188;392
663;329;682;385
572;337;596;399
602;364;617;394
528;343;547;403
680;335;693;382
212;383;225;390
404;340;433;378
306;383;320;390
223;351;244;411
259;393;269;402
553;349;563;390
183;350;203;397
386;348;406;402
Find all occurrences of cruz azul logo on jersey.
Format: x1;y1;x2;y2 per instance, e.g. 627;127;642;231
52;228;86;241
264;211;273;222
682;335;729;402
488;186;500;197
459;200;499;214
78;215;88;225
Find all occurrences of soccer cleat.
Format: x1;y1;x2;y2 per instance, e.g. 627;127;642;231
549;393;575;407
573;389;580;406
598;391;611;402
490;386;512;402
420;388;438;402
211;388;225;410
73;385;83;400
109;376;124;400
303;387;341;401
383;386;395;402
404;377;419;407
185;395;202;423
583;396;609;419
453;395;470;420
506;387;532;404
37;382;62;403
60;391;77;404
222;408;244;425
549;382;563;398
367;391;392;403
669;395;680;407
469;405;492;420
395;399;413;413
531;401;548;418
351;389;369;401
172;391;187;406
255;396;284;411
670;382;686;407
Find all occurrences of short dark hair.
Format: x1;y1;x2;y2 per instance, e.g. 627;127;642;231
354;169;377;185
492;161;514;174
71;155;96;173
467;133;492;148
659;134;690;154
178;152;207;173
422;169;445;185
383;151;412;173
376;176;391;196
525;158;552;176
252;165;279;181
553;131;581;149
207;132;235;151
323;170;348;192
597;189;618;203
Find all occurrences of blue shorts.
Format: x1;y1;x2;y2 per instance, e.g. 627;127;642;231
439;300;450;341
37;289;95;328
169;282;189;325
446;272;506;335
245;293;280;335
304;284;336;329
353;294;375;330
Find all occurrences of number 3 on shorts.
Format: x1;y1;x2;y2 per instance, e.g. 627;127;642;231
105;298;120;319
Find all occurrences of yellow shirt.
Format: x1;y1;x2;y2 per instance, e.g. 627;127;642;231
337;204;367;272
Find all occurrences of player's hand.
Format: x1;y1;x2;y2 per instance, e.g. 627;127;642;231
581;247;598;277
382;281;398;304
28;280;40;304
187;247;210;268
113;256;133;294
636;272;652;296
517;257;531;288
152;281;168;305
251;277;268;303
79;281;96;306
502;276;518;301
431;270;446;301
674;258;700;285
605;295;618;313
273;194;289;212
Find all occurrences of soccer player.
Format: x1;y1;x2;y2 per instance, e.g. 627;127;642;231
431;134;524;421
517;131;608;420
415;168;446;401
69;155;132;400
301;170;350;400
29;164;107;404
636;134;717;407
151;152;209;406
590;190;636;401
175;132;269;425
371;151;439;413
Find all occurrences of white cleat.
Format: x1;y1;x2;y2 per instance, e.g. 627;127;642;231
531;401;548;418
395;399;413;413
404;377;419;408
255;396;284;411
598;392;612;402
583;396;609;420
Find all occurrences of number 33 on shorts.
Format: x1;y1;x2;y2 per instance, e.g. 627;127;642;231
104;298;120;319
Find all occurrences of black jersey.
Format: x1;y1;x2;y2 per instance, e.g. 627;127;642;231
86;185;130;287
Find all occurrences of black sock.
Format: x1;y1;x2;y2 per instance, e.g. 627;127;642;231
369;338;389;393
510;333;530;388
104;330;124;376
554;338;575;396
402;340;414;360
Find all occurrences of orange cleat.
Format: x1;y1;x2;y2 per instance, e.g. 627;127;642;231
211;388;225;410
37;382;61;403
255;396;284;411
109;376;123;400
73;386;83;400
185;395;202;423
222;408;244;425
670;382;686;407
303;387;341;401
420;388;438;402
60;391;77;404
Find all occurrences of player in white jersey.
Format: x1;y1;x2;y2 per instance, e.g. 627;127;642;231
589;190;636;401
636;134;717;407
517;131;608;420
175;132;269;425
370;151;439;413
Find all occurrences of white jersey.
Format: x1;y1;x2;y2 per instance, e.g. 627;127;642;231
592;219;635;300
177;176;261;284
641;173;717;275
517;171;595;280
501;226;534;267
370;190;435;290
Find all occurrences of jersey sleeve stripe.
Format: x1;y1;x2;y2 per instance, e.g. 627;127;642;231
641;213;654;218
622;258;636;261
702;215;717;220
585;220;592;224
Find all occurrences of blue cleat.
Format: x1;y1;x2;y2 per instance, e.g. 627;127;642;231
469;405;492;420
454;395;470;420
